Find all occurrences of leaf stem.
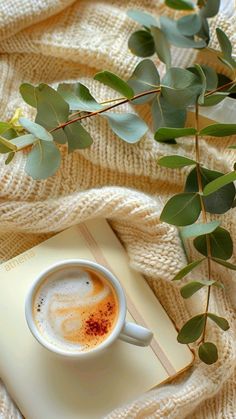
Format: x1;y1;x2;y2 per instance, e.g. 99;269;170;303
50;88;161;132
195;102;212;344
204;80;236;97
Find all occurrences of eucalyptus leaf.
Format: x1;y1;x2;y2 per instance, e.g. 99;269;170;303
127;9;159;28
161;67;202;108
218;57;235;72
128;30;155;57
216;28;236;69
160;192;201;226
0;136;14;153
5;152;15;165
177;314;205;344
64;122;93;153
165;0;194;11
52;129;67;144
229;145;236;149
94;71;134;99
157;155;196;168
20;83;37;107
160;16;206;49
197;17;209;43
202;92;228;107
0;122;12;135
35;83;69;130
0;128;18;141
200;0;220;18
194;227;233;260
207;313;229;331
181;220;220;239
57;83;102;112
151;26;171;68
155;127;196;141
185;167;236;214
151;95;186;131
11;134;36;149
25;140;61;179
177;14;202;36
200;124;236;137
103;112;148;143
19;117;53;142
172;258;205;281
198;342;218;365
203;171;236;196
212;258;236;271
180;280;214;299
194;64;206;105
127;59;160;105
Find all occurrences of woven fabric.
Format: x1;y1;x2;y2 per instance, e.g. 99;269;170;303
0;1;235;418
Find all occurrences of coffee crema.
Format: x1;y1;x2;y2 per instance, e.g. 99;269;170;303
33;267;119;353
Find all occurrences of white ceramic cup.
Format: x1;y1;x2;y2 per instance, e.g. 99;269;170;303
25;259;153;358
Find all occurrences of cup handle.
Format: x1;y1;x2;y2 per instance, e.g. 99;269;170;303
118;322;153;347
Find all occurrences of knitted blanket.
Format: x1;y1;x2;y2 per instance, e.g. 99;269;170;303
0;1;235;418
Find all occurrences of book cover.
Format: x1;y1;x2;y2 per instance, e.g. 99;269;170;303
0;218;194;419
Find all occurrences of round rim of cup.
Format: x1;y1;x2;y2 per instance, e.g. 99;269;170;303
25;259;126;357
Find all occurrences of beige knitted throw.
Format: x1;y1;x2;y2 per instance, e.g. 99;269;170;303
0;1;235;418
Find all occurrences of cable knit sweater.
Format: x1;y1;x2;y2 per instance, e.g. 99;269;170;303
0;1;235;418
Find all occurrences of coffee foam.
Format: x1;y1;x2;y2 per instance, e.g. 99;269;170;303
33;267;118;353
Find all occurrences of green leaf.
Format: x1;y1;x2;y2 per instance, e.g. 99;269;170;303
127;59;160;105
165;0;194;11
25;140;61;179
57;83;102;112
94;71;134;100
181;220;220;239
172;258;205;281
128;30;155;57
198;342;218;365
212;258;236;271
158;155;196;168
194;64;207;105
103;112;148;143
202;92;228;107
151;27;171;68
151;95;186;131
52;129;67;144
5;152;15;165
160;16;206;49
0;136;15;153
200;0;220;18
35;84;69;130
180;280;214;299
201;66;218;91
161;67;202;108
19;117;53;142
197;17;209;43
20;83;37;107
229;145;236;149
194;227;233;260
127;9;159;28
0;122;12;135
10;134;36;149
177;314;205;344
200;124;236;137
218;57;235;72
203;171;236;196
177;14;202;36
155;127;196;141
185;167;236;214
64;122;93;153
207;313;230;331
216;28;236;69
160;192;201;226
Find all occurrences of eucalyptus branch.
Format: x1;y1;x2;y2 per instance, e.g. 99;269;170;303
195;102;212;344
50;88;161;133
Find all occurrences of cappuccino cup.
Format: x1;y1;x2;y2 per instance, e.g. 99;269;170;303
25;259;153;358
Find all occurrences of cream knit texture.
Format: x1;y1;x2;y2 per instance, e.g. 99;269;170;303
0;1;235;418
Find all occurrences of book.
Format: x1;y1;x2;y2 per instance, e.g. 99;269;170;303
0;219;194;419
